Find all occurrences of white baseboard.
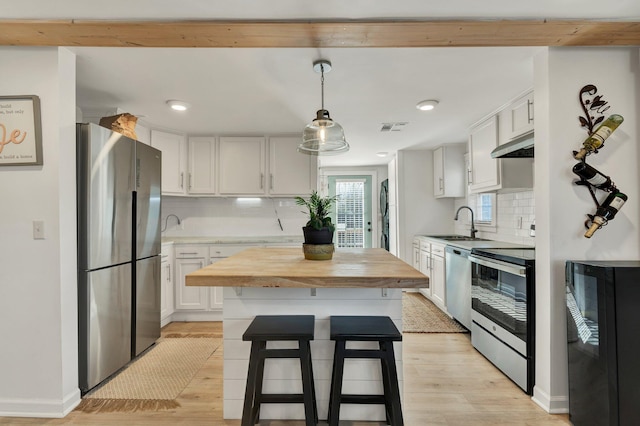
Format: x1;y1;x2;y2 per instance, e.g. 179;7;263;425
532;385;569;414
0;388;80;418
170;310;223;322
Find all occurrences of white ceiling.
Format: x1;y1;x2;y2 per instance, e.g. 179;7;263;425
7;1;640;166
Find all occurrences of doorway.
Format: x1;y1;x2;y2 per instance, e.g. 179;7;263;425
327;175;374;248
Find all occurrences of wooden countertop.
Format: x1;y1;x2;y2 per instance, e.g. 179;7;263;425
186;247;429;288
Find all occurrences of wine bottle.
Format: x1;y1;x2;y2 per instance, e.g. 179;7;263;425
572;162;615;191
574;114;624;160
584;191;628;238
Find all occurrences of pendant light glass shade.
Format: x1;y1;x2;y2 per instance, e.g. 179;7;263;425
299;109;350;156
299;60;349;156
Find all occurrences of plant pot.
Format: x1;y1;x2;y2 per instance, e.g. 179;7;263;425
302;243;335;260
302;226;334;245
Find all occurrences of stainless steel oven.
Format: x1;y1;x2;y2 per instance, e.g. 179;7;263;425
469;247;535;394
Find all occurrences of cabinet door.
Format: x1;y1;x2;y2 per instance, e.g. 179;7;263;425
431;254;446;310
469;115;500;193
151;130;187;195
208;257;224;310
433;146;445;197
218;136;266;195
508;91;534;139
419;249;432;298
188;136;216;194
136;123;151;145
412;243;420;270
269;136;317;196
175;258;208;310
160;259;174;321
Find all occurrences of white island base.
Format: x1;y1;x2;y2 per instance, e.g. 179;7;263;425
222;286;403;421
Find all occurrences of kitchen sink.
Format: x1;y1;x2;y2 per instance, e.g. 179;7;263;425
427;235;490;242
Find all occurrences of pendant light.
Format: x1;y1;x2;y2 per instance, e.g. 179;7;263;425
299;60;350;156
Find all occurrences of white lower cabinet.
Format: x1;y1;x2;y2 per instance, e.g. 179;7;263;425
414;237;448;315
174;245;209;311
430;243;447;312
160;244;174;326
412;239;420;270
418;240;432;299
170;243;256;322
207;245;251;310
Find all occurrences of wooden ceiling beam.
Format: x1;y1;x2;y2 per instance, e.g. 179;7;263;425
1;19;639;48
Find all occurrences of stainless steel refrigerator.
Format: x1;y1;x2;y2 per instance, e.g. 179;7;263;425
77;123;161;394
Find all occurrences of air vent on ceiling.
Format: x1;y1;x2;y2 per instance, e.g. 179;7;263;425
380;122;408;132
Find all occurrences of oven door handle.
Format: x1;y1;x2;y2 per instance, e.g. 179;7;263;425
469;255;527;277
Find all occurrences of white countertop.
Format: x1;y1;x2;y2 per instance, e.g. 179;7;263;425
161;235;304;245
415;235;533;250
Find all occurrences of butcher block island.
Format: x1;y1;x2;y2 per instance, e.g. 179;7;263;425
186;247;428;421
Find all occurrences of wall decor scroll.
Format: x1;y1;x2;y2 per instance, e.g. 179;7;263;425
572;85;627;238
0;95;43;166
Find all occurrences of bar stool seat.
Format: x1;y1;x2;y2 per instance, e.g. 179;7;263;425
328;315;403;426
241;315;318;426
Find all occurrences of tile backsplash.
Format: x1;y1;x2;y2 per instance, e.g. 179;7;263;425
454;190;535;246
161;197;307;237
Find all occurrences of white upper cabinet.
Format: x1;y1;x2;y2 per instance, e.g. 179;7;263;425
153;132;317;197
151;130;187;195
506;90;534;140
269;136;318;196
468;115;501;193
135;122;151;145
188;136;216;195
468;91;535;194
433;144;466;198
218;136;266;195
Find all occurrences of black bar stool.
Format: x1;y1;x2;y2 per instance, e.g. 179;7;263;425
241;315;318;426
328;315;404;426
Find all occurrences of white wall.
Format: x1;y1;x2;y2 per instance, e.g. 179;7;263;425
0;47;79;416
395;149;457;262
533;47;640;413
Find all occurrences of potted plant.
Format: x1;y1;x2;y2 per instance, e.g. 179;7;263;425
295;190;338;259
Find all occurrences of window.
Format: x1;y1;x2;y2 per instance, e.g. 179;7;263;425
469;193;496;229
475;193;494;224
335;180;365;248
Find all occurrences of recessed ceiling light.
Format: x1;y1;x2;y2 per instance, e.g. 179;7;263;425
416;100;439;111
376;152;389;157
166;100;190;111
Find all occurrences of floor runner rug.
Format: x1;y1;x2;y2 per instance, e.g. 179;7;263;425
403;292;468;333
76;336;221;413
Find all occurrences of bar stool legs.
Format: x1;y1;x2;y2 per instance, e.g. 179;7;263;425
241;315;317;426
381;340;403;426
328;316;404;426
300;340;319;424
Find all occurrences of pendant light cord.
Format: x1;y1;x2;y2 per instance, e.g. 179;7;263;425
320;63;325;111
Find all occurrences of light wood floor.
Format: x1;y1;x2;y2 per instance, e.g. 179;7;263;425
0;322;570;425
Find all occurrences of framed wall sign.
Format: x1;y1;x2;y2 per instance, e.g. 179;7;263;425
0;95;43;166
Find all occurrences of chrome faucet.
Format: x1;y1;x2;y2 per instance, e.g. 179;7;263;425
454;206;477;239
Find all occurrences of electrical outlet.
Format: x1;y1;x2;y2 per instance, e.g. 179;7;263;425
33;220;45;239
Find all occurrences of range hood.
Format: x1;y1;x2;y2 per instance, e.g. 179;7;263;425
491;134;534;158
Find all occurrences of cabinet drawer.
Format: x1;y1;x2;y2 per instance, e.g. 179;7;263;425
431;244;446;256
175;245;207;259
209;245;252;258
419;240;431;251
